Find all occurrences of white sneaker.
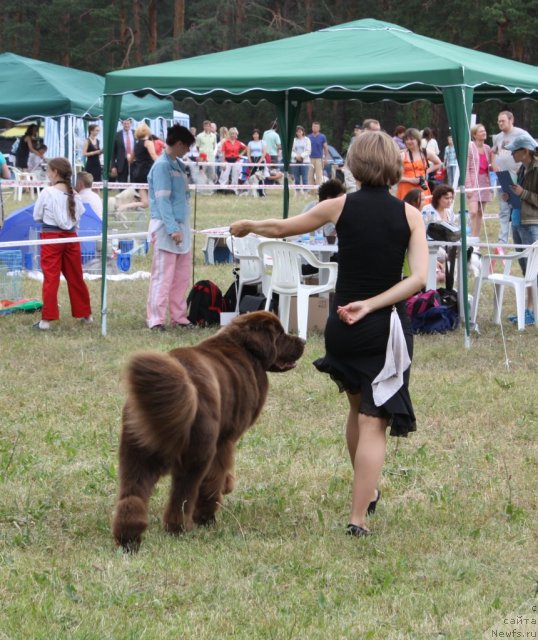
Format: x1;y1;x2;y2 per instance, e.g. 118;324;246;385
32;320;50;330
80;315;93;324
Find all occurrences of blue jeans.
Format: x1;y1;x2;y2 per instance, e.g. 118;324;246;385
512;223;538;274
292;163;309;188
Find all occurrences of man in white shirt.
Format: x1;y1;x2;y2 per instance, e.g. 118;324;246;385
76;171;103;218
195;120;217;182
491;110;528;243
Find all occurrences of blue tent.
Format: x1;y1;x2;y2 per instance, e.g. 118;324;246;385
0;203;102;268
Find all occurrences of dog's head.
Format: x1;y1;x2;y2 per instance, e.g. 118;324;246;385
225;311;304;372
247;170;264;185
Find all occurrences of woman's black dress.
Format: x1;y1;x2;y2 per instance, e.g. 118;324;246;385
131;140;154;183
15;137;30;169
85;139;102;182
313;186;416;437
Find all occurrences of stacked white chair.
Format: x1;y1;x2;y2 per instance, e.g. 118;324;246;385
258;239;337;340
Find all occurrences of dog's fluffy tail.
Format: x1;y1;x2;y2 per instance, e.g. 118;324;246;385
125;351;198;457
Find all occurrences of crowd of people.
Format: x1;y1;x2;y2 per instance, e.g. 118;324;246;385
5;112;537;333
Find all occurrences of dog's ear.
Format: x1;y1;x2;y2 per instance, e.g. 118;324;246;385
234;313;279;368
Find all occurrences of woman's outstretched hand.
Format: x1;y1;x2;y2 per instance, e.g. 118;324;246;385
229;220;252;237
337;300;372;325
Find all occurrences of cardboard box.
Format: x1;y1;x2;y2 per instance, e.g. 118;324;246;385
288;295;330;333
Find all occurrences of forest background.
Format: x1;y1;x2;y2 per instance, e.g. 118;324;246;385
2;0;538;152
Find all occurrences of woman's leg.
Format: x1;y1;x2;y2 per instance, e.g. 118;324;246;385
467;200;479;237
345;392;360;466
349;412;388;530
470;202;483;237
61;238;91;318
300;164;309;195
40;235;63;321
169;251;192;325
138;187;149;208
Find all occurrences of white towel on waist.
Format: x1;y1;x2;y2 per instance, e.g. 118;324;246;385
372;307;411;406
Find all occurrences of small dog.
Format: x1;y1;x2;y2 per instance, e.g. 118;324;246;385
244;169;265;197
112;311;304;551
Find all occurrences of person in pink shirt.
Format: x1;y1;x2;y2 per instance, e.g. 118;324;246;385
465;124;492;237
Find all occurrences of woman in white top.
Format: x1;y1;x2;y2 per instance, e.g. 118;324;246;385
247;129;267;196
32;157;92;330
421;184;456;283
291;125;312;195
421;184;455;224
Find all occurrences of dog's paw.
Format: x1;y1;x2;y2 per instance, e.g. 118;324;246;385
193;512;217;527
112;496;148;551
163;509;193;535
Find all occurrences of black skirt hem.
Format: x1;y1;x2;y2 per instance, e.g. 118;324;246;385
313;357;417;438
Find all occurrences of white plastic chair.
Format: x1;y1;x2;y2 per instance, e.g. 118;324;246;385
225;235;264;311
7;167;24;202
471;241;538;330
258;240;337;340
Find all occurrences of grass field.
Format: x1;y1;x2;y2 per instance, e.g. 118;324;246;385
0;191;537;639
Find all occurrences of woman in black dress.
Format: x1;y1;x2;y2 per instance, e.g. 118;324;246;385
131;122;158;207
15;124;40;169
82;124;102;182
230;131;428;537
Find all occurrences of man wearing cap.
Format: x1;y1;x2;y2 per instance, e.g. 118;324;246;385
491;111;529;243
504;133;538;324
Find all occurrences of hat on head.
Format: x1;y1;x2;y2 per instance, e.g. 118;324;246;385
295;125;305;132
506;134;537;152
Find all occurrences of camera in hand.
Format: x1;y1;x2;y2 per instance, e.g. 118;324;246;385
418;176;428;190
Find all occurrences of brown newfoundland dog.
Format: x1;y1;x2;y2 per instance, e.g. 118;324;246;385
112;311;304;551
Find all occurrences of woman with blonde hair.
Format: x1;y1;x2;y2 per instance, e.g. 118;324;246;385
131;122;158;207
32;157;92;330
231;131;428;537
464;124;492;237
218;127;247;191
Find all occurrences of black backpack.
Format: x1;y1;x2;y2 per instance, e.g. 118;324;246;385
187;280;224;327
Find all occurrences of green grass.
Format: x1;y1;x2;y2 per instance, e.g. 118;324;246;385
0;193;537;639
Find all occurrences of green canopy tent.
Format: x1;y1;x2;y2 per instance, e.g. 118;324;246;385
0;52;171;122
102;18;538;341
0;52;173;175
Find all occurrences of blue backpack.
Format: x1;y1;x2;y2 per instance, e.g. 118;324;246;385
406;289;459;334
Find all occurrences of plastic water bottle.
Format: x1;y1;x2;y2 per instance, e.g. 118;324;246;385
301;232;310;243
314;229;324;244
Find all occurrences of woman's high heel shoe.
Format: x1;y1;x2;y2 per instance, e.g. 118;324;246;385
367;489;381;516
346;523;371;537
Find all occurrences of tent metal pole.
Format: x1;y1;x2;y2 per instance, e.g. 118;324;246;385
459;187;471;345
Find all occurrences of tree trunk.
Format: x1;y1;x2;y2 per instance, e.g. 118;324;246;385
173;0;185;59
332;101;347;152
32;19;41;59
133;0;142;65
61;12;70;66
148;0;157;55
305;0;313;32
